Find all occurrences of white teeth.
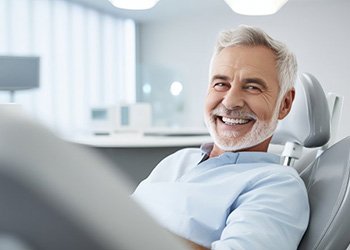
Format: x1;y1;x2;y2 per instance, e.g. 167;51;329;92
222;117;250;125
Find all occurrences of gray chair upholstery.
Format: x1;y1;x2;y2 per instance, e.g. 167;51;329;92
298;136;350;250
272;72;331;149
271;72;350;249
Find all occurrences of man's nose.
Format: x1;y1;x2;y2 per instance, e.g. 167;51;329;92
221;86;244;109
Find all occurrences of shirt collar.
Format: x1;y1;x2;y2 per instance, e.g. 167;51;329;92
199;142;281;165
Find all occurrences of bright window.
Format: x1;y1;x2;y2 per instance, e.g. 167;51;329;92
0;0;136;134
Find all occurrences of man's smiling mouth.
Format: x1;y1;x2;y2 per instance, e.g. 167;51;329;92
218;116;253;125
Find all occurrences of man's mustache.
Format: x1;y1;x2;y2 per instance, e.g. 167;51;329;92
211;105;257;120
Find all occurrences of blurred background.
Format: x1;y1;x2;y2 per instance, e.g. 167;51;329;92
0;0;349;139
1;0;349;186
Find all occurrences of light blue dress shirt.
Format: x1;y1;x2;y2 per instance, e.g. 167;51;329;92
132;144;310;250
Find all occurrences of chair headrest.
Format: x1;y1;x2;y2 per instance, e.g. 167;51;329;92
271;72;330;148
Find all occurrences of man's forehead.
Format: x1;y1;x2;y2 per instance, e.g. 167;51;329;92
210;46;278;77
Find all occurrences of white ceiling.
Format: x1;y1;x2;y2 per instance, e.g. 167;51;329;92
65;0;227;22
65;0;341;23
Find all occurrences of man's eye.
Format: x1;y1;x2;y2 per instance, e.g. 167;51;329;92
213;83;229;91
244;85;262;92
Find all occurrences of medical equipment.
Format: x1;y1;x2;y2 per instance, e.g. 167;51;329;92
89;103;152;135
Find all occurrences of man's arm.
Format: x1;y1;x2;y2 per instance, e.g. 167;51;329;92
211;172;309;250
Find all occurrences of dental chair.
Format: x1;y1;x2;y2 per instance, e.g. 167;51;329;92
271;72;350;250
0;110;191;250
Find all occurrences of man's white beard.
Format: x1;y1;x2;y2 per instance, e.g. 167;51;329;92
205;104;280;152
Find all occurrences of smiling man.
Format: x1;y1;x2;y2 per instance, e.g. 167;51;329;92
206;44;294;156
133;26;309;250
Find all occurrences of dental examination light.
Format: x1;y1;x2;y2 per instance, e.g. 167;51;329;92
224;0;288;15
108;0;160;10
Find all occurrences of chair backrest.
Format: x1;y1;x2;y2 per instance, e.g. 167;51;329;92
298;136;350;250
271;72;331;168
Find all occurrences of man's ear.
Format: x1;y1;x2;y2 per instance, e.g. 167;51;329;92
278;88;295;120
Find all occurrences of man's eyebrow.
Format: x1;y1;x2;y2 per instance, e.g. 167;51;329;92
242;78;268;89
211;74;231;82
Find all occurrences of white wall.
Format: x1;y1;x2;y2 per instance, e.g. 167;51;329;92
138;0;350;140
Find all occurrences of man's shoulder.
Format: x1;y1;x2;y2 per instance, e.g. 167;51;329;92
246;160;301;178
221;153;305;188
265;164;301;179
142;147;203;182
246;163;306;192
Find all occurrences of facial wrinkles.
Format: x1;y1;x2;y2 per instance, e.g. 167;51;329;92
212;64;235;82
255;90;277;119
238;72;279;118
237;58;280;109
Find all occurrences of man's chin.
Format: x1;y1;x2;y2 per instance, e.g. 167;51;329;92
212;131;274;153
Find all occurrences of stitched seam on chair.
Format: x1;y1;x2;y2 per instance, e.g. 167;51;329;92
315;140;350;249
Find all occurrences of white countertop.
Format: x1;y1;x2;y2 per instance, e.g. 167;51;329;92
69;129;213;148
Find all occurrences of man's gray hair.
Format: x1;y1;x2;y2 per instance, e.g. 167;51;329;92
211;25;297;101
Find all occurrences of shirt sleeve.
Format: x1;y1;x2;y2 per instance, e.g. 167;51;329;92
211;170;310;250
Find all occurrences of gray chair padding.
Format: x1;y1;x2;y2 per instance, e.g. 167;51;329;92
272;72;330;148
298;136;350;250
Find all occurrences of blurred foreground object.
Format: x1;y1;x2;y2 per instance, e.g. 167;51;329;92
0;110;190;250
